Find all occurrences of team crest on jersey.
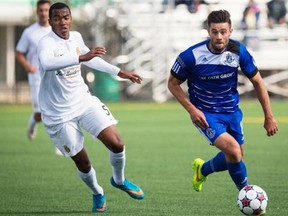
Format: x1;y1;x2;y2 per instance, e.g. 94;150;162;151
225;52;235;64
206;128;216;139
63;145;71;153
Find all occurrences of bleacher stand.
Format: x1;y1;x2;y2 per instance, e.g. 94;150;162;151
99;0;288;101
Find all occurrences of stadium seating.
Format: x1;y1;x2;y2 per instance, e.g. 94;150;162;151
108;0;288;101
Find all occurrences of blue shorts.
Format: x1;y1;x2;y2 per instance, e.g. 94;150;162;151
195;109;244;145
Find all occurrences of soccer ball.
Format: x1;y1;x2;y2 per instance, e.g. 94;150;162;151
237;185;268;215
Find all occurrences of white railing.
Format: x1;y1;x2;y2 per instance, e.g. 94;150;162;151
108;0;288;101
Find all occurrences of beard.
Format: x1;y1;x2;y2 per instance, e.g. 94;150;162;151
211;42;226;53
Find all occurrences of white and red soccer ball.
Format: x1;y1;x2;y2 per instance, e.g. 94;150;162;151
237;185;268;215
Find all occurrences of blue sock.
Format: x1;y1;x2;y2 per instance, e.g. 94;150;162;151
227;161;248;190
202;151;227;176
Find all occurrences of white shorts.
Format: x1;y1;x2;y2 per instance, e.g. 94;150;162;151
44;97;118;157
28;72;41;113
29;83;40;113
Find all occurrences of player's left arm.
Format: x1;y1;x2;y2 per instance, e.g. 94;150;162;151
83;53;142;84
249;72;279;136
76;32;142;84
117;70;142;84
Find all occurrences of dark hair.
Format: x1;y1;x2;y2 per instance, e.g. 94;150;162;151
37;0;51;7
207;10;231;28
49;2;71;19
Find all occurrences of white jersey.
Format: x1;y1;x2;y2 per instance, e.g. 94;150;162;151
37;30;120;126
16;22;51;86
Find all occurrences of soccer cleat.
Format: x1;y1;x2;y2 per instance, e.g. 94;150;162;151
259;211;266;215
110;177;145;200
55;147;63;156
92;194;107;213
192;158;207;192
27;124;37;140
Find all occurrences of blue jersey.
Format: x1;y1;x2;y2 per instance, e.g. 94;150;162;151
171;39;258;113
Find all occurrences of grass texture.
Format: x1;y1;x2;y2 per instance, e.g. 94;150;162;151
0;100;287;216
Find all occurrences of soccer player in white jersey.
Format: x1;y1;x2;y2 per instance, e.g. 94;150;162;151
37;2;144;213
16;0;51;141
168;10;278;195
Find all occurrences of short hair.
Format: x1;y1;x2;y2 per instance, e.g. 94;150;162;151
207;10;232;28
49;2;71;19
37;0;51;7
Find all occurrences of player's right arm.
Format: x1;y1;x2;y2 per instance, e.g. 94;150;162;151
15;51;37;73
38;36;79;71
167;74;209;129
15;28;37;74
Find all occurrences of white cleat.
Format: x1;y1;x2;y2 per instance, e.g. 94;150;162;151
55;147;63;156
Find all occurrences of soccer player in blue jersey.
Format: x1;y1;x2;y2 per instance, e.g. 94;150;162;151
168;9;278;192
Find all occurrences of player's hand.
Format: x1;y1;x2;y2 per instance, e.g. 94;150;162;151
264;116;278;136
26;64;37;74
79;47;107;62
89;47;107;57
190;108;209;129
118;70;142;84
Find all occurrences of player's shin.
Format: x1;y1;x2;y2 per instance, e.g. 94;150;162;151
109;147;126;185
78;166;104;195
227;161;248;190
202;151;228;176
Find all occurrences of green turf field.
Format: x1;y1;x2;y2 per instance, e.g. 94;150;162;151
0;100;287;216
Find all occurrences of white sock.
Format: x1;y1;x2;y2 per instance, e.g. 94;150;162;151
78;166;104;195
28;114;37;129
110;147;126;185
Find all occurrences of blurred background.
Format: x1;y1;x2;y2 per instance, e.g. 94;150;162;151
0;0;288;103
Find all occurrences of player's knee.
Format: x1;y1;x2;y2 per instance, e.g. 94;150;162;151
100;132;124;153
223;144;242;162
110;140;124;153
72;151;92;173
77;160;91;173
